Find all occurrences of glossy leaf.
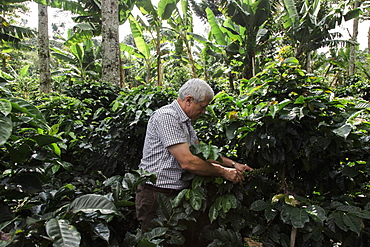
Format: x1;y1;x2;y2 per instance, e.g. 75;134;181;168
343;213;362;236
305;205;326;222
189;189;202;210
46;218;81;247
0;116;12;146
158;0;178;19
250;200;267;211
332;124;352;139
32;135;62;147
9;97;48;128
157;193;173;220
129;15;150;59
209;204;219;223
206;7;226;46
290;207;310;228
0;99;12;116
68;194;120;215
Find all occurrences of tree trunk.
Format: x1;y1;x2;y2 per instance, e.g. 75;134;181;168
101;0;121;86
156;26;163;86
38;3;51;94
368;26;370;55
184;37;198;78
349;0;360;76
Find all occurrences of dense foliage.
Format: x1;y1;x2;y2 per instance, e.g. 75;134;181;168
1;0;370;246
1;58;370;246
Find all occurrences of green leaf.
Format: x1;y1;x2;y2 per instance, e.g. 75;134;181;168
250;200;267;211
0;116;12;146
284;57;299;66
32;135;62;147
226;122;239;140
64;30;93;47
344;9;361;21
264;206;277;222
68;194;120;215
70;44;84;63
46;218;81;247
199;143;211;159
282;0;299;28
305;205;326;222
92;222;110;242
280;205;292;224
157;193;173;219
120;43;145;58
9;97;48;129
342;165;359;178
357;210;370;220
172;189;188;207
332;212;349;232
294;95;305;104
208;204;219;223
332;124;352;139
158;0;178;19
145;227;168;241
0;99;12;116
189;189;202;210
206;7;226;46
290;207;310;228
343;213;362;236
129;16;150;59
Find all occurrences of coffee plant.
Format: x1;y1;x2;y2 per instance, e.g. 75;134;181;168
1;57;369;246
133;58;370;246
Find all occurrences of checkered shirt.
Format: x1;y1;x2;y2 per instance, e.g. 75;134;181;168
139;100;197;189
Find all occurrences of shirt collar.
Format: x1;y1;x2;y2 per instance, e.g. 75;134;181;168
171;100;190;123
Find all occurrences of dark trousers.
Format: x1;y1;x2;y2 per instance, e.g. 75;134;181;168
135;184;209;246
135;184;181;232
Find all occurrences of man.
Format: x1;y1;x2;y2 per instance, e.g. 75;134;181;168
135;78;253;232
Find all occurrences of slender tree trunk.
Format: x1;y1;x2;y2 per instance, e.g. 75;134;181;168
349;0;360;76
119;56;125;88
156;26;163;86
101;0;121;86
290;227;297;247
38;3;51;94
184;39;197;78
368;26;370;55
306;51;312;73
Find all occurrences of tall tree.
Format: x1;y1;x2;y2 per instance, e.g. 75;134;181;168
0;1;35;74
349;0;360;76
101;0;121;86
168;0;199;78
38;3;51;93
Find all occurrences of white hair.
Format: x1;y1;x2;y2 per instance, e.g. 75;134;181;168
178;78;214;102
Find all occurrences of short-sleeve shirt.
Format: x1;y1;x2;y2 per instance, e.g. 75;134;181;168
139;100;198;189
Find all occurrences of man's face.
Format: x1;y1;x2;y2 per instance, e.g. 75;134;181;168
186;96;211;122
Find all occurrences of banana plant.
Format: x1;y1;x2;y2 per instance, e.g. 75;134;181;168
131;0;179;85
281;0;360;71
127;15;154;83
200;0;271;89
167;0;198;78
51;39;102;82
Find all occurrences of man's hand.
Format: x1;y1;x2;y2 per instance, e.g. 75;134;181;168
221;167;245;184
234;163;254;172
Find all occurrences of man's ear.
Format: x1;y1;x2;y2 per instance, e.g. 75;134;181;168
185;95;193;104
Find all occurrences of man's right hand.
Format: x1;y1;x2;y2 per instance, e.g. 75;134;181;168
221;167;245;184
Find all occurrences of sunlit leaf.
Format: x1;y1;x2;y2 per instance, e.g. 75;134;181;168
46;218;81;247
68;194;120;215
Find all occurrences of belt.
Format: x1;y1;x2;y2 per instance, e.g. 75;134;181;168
141;183;181;195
